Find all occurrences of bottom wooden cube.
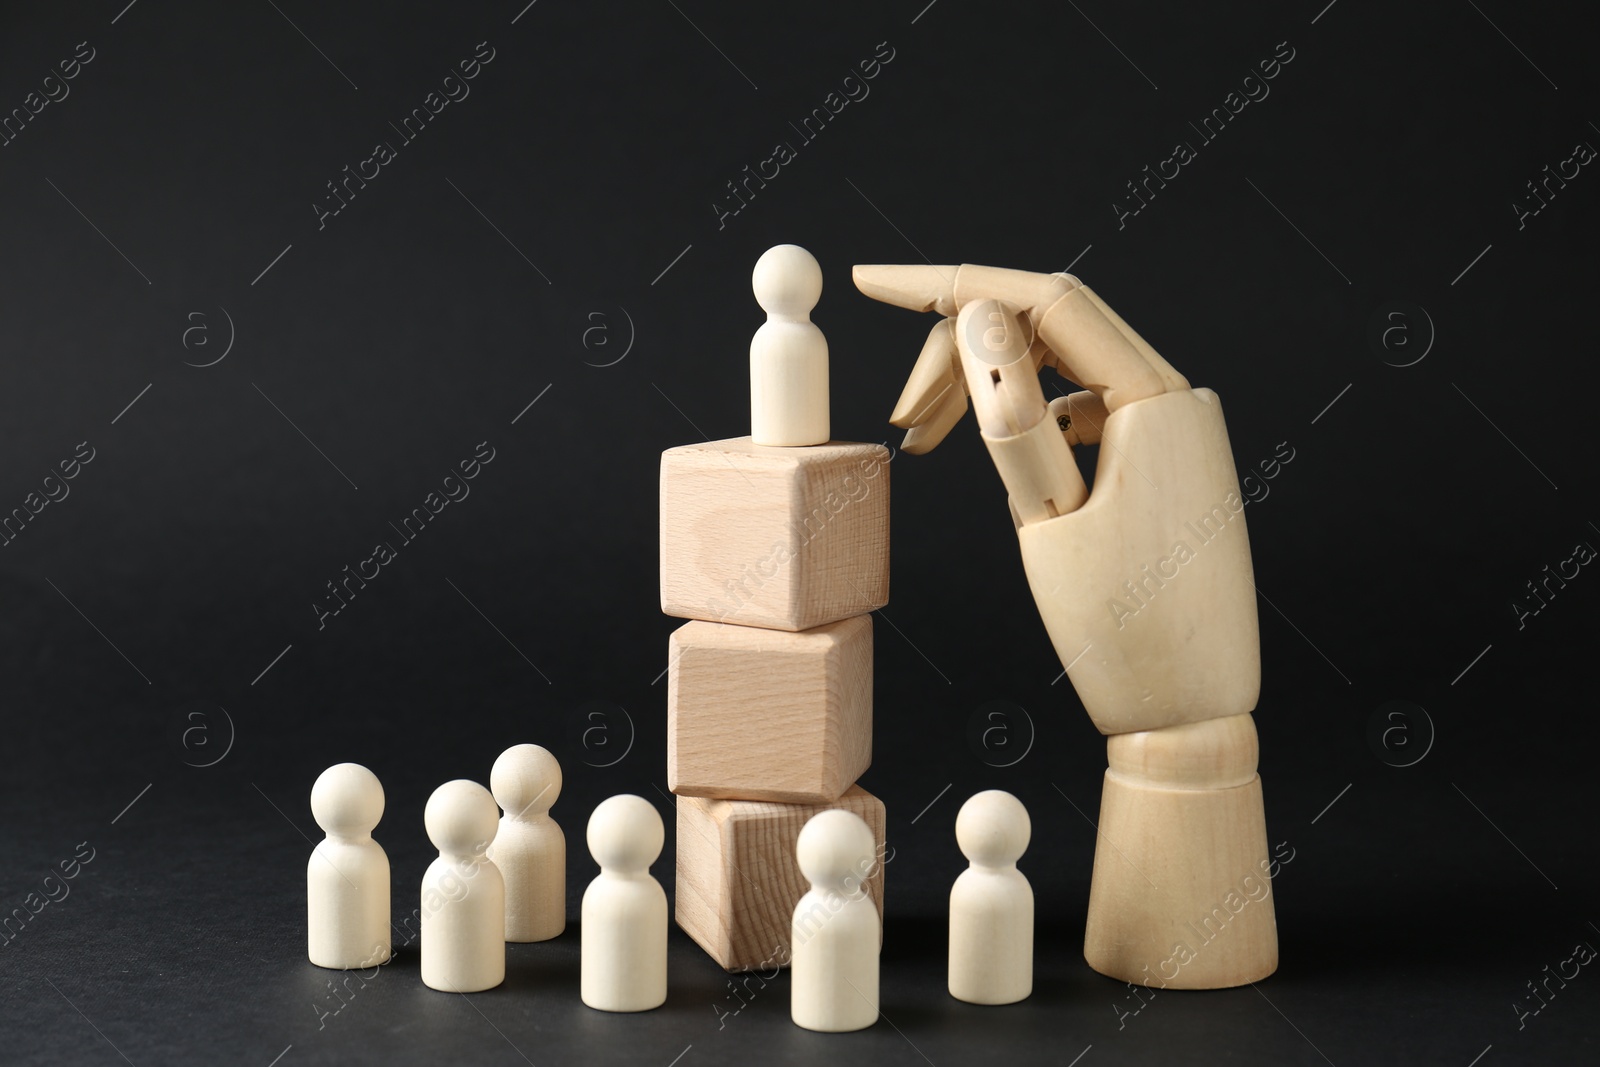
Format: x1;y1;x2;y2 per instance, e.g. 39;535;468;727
676;785;886;972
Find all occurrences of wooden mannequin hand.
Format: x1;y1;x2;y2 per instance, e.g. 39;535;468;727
853;264;1259;735
852;264;1190;455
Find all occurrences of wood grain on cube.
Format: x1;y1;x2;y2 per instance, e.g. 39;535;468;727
667;616;872;804
675;786;885;973
662;614;870;806
659;438;890;632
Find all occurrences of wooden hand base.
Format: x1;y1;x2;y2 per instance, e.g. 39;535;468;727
1083;713;1277;989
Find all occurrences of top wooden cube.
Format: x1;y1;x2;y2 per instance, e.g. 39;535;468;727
660;438;890;632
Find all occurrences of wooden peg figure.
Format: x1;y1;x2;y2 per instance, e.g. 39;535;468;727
485;743;565;942
420;780;505;993
581;794;667;1012
949;790;1033;1005
790;809;880;1032
750;243;829;446
307;763;391;970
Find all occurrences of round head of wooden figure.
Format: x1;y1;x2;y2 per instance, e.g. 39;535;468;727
586;794;663;875
490;743;562;820
796;809;875;897
424;780;498;857
310;763;384;838
955;789;1030;869
752;244;822;321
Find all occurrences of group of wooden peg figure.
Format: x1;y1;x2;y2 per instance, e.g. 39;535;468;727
307;750;671;1011
306;754;1035;1032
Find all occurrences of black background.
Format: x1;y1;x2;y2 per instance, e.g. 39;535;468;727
3;0;1597;1064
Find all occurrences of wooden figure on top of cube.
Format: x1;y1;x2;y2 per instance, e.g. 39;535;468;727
660;242;889;634
750;243;829;447
855;262;1277;989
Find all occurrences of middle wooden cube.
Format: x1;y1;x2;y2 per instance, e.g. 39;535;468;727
667;615;873;804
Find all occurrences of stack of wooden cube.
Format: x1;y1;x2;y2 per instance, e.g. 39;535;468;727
659;435;891;971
